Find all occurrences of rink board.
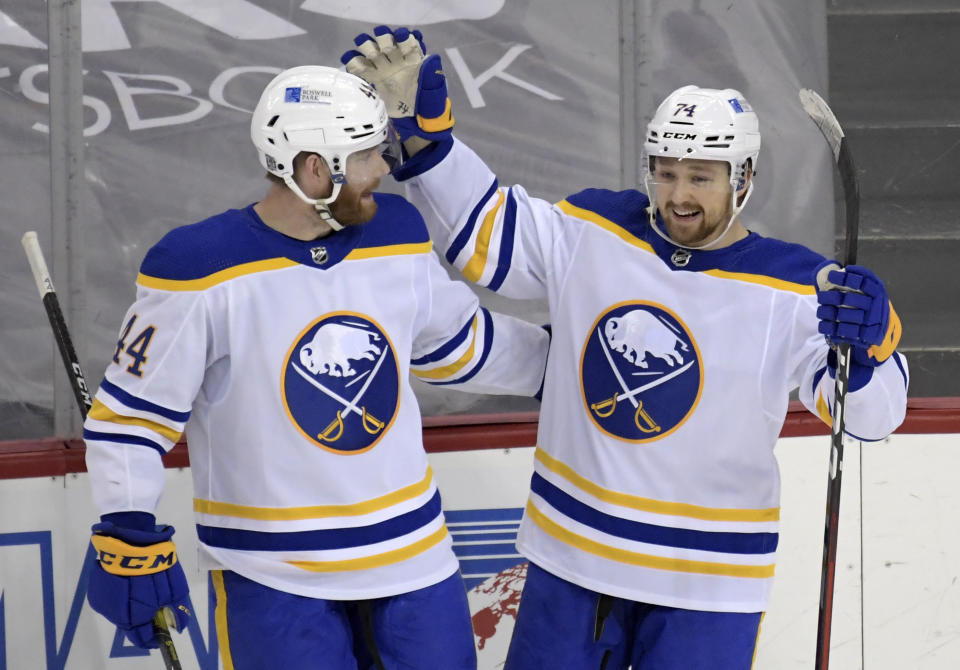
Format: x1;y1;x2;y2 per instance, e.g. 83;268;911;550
0;430;958;669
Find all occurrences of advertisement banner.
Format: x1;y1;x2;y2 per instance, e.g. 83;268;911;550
0;0;830;439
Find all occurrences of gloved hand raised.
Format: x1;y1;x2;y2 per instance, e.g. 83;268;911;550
341;25;454;142
87;514;191;649
814;261;902;370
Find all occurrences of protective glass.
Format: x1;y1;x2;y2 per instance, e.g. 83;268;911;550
343;124;404;183
378;122;404;173
643;154;733;195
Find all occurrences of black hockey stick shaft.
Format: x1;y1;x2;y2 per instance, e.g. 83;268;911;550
799;89;860;670
21;232;183;670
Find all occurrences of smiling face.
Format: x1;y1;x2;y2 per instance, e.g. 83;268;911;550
327;146;392;226
650;157;742;247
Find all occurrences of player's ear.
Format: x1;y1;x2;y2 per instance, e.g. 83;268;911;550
739;160;753;192
302;153;333;198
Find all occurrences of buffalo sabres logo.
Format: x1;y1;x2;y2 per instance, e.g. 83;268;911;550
581;301;702;442
282;313;400;454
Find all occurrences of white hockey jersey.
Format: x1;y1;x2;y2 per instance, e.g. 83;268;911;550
402;138;909;613
83;193;548;600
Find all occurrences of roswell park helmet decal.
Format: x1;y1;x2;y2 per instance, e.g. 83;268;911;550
282;312;400;454
580;301;703;442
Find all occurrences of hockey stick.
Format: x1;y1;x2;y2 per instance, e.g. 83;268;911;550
21;231;183;670
798;89;860;670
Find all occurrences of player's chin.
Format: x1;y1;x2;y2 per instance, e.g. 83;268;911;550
664;220;705;246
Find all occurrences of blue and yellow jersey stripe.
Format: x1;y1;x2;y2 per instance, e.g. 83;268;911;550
194;466;436;521
525;501;776;579
528;447;779;580
444;180;518;290
82;379;189;456
535;448;780;523
556;198;656;256
137;197;433;291
138;241;434;292
562;187;826;294
410;308;495;386
197;489;445;557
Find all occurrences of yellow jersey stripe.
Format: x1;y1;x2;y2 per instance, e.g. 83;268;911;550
344;241;433;261
194;467;435;520
556;200;656;255
527;501;776;579
211;571;237;670
557;200;816;295
816;390;833;426
411;316;479;380
703;269;815;295
287;525;448;572
463;188;505;281
138;257;299;291
88;398;182;443
536;447;780;522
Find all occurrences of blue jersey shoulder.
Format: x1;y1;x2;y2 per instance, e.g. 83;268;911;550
731;235;828;287
360;193;430;248
140;195;429;281
565;188;651;239
140;208;270;281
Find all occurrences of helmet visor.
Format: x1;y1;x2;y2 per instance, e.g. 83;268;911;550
378;121;404;173
343;124;405;185
644;154;733;194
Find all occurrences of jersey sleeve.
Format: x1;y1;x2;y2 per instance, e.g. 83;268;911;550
402;138;580;301
409;252;549;396
793;297;910;441
83;284;209;518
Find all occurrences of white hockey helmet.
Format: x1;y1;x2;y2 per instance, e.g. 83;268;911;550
642;85;762;249
250;65;401;230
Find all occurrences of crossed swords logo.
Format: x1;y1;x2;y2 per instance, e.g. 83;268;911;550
589;326;694;433
291;346;390;443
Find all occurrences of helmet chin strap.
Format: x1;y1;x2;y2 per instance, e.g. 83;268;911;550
648;179;754;251
283;174;346;232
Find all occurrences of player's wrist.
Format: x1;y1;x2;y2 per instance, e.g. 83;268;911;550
93;516;174;548
826;346;876;392
392;137;455;182
403;136;433;157
100;510;157;531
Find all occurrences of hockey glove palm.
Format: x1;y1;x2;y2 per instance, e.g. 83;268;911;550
87;519;191;649
814;261;902;370
341;25;454;142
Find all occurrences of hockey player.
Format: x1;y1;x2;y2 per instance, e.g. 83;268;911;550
82;65;549;669
342;27;909;669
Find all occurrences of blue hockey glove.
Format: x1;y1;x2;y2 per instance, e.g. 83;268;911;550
87;515;191;649
341;25;454;142
814;260;902;371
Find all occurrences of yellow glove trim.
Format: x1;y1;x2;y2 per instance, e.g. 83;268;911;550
417;98;455;133
867;302;901;363
91;534;178;576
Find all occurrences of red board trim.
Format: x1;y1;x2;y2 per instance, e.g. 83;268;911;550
0;399;957;479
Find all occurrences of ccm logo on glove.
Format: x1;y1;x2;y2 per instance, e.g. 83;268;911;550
91;534;178;576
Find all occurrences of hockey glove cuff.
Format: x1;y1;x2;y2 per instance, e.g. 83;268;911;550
87;519;191;649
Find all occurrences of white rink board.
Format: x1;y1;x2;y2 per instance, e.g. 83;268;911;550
0;432;957;669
